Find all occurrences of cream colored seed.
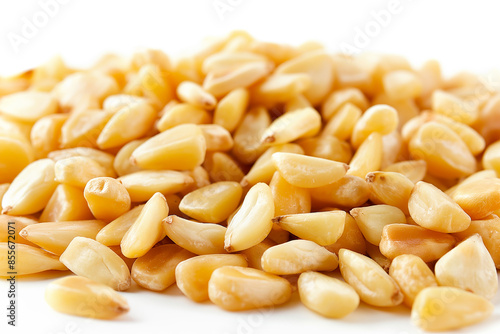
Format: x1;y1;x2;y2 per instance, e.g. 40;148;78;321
324;213;367;255
409;121;476;179
389;254;438;307
201;51;267;74
240;239;276;271
0;215;37;246
60;237;131;291
97;100;157;149
156;103;212;132
272;152;348;188
350;205;406;246
380;131;403;169
251;73;311;106
310;175;370;209
84;177;131;221
176;81;217;110
298;271;359;319
113;139;145;177
48;147;117;178
339;248;403;307
260;107;321;145
241;143;304;187
351;104;399;149
231;106;270;165
321;103;361;141
30;114;68;159
0;243;66;276
208;266;292;311
454;215;500;268
347;132;383;178
383;160;427;184
409;181;471;233
131;123;206;170
0;91;57;123
261;239;338;275
213;88;249;132
435;234;498;300
2;159;58;215
163;215;227;255
60;109;113;148
203;61;273;98
95;205;144;246
54;156;109;188
20;220;106;255
0;135;34;183
321;87;369;121
199;124;234;151
274;50;333;105
383;70;422;100
102;94;147;113
121;193;168;258
180;166;211;195
411;287;493;332
379;223;456;262
451;178;500;219
269;171;311;216
298;136;352;164
124;64;172;109
273;211;345;246
175;254;248;302
118;170;193;202
53;72;119;112
432;89;478;125
131;244;194;291
366;171;414;215
482;140;500;175
45;276;129;319
179;181;242;223
39;184;93;222
204;152;244;183
224;183;274;252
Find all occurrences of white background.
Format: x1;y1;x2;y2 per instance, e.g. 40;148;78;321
1;1;500;333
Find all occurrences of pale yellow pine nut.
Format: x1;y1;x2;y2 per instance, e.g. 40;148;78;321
0;243;67;276
350;205;406;246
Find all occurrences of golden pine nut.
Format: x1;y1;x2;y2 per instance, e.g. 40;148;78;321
269;171;311;216
39;184;93;222
366;171;414;215
175;254;248;302
351;104;399;149
84;177;131;221
45;276;129;319
54;156;109;188
324;213;367;255
321;87;369;121
0;243;67;276
383;160;427;184
310;175;370;209
156;103;212;132
298;271;359;319
30;114;68;159
231;106;270;164
20;220;106;255
350;205;406;246
213;88;249;132
298;136;353;164
176;81;217;110
0;91;58;123
347;132;383;178
0;215;37;247
321;103;361;141
95;204;144;246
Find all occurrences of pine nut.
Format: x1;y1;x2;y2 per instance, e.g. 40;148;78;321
176;81;217;110
298;271;359;319
351;104;399;149
451;178;500;219
208;266;292;311
45;276;129;319
231;106;270;165
273;211;345;246
95;205;144;246
0;243;67;276
350;205;406;246
324;213;367;255
175;254;248;302
435;234;498;300
408;181;471;233
366;171;414;215
339;248;403;307
131;244;194;291
269;171;311;216
60;237;131;291
411;287;493;331
347;132;383;178
379;223;456;262
54;156;109;188
0;215;37;246
0;91;57;123
84;177;131;221
389;254;438;307
225;183;274;252
213;88;248;132
20;220;106;255
261;239;338;275
121;192;168;258
179;181;242;223
321;88;368;121
272;152;348;188
163;215;227;255
156;103;212;132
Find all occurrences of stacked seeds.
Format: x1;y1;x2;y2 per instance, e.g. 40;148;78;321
1;31;500;331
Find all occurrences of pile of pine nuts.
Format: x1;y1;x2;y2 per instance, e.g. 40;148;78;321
1;31;499;331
